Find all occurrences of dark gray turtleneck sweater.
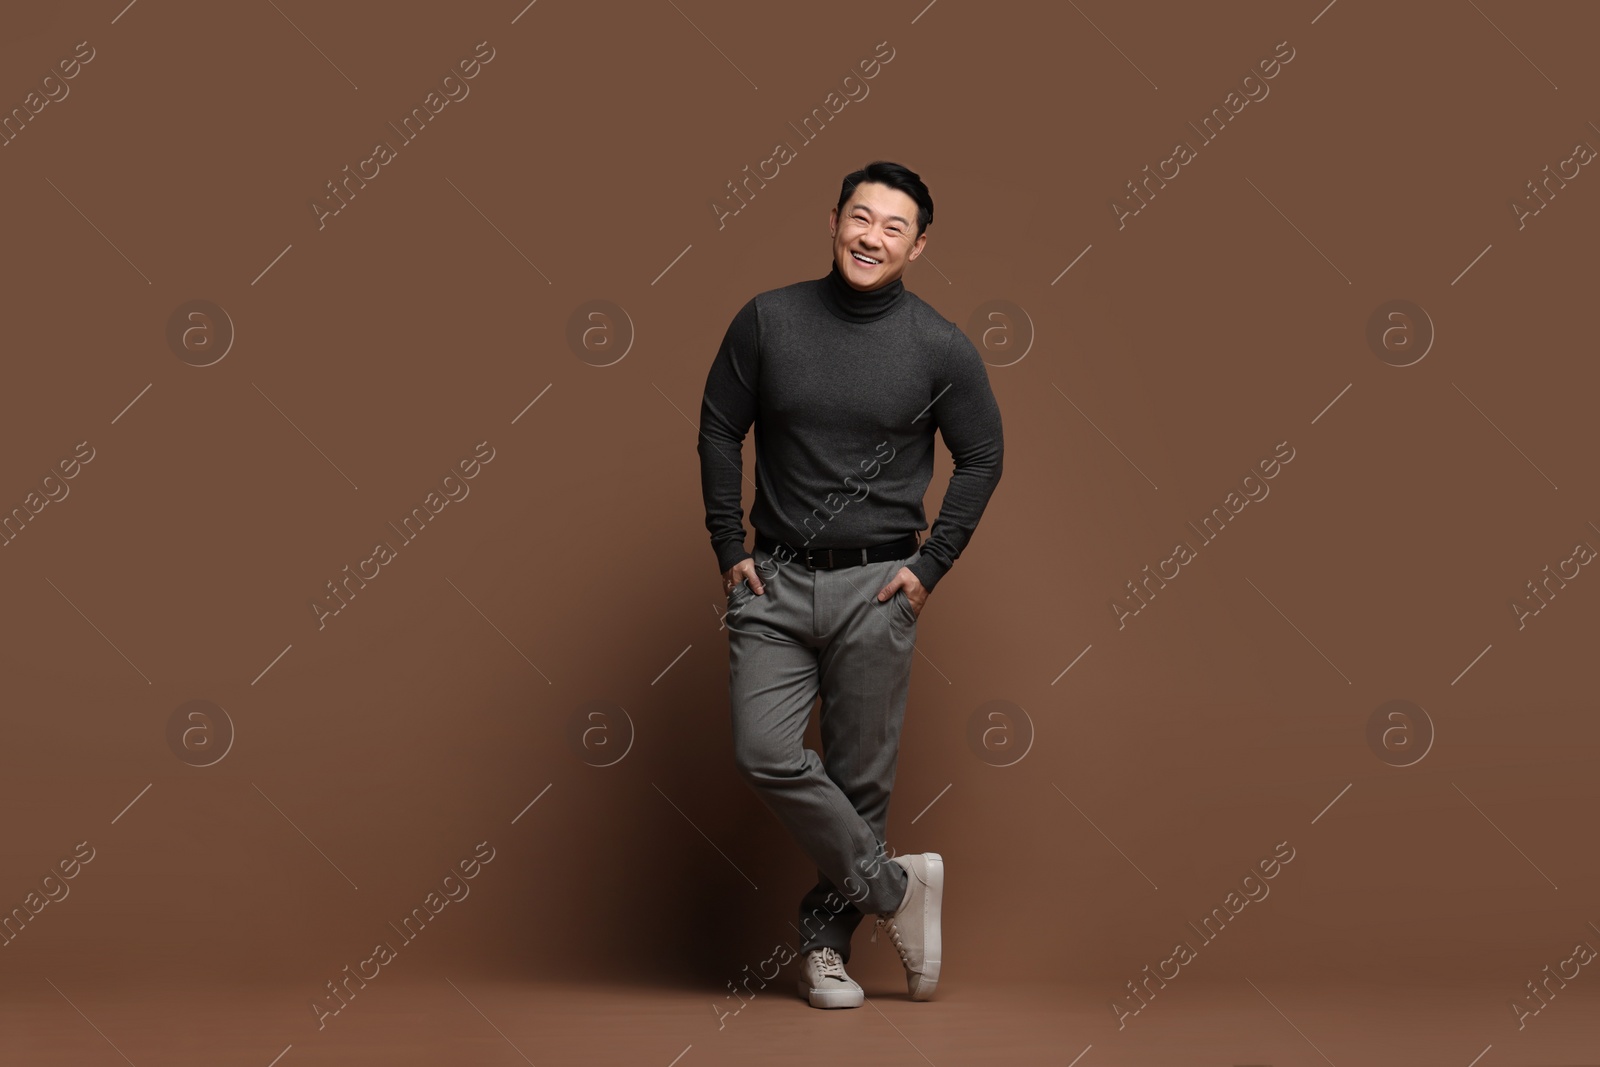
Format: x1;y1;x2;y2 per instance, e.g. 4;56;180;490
698;260;1004;593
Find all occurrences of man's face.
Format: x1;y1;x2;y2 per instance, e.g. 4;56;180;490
829;181;926;290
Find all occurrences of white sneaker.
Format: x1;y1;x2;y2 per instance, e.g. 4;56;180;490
872;852;943;1000
794;947;863;1009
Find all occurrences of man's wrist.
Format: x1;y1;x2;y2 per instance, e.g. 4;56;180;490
907;560;943;593
716;543;752;574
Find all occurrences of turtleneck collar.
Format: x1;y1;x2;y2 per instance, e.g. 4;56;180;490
818;258;906;323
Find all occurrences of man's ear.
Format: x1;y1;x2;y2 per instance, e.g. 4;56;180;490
827;206;838;236
909;232;927;261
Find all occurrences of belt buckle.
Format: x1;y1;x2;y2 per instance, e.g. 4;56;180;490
804;546;872;569
809;546;849;570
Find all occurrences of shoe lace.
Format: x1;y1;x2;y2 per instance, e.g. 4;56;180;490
870;915;907;960
815;947;847;980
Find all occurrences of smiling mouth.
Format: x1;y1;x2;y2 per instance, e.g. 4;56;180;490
851;251;882;266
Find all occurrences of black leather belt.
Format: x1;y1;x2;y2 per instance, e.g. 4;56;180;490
754;531;920;571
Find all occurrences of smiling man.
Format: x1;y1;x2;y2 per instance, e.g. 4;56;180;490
697;161;1005;1009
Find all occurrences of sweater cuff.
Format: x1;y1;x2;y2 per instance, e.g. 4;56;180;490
906;558;946;594
715;540;752;574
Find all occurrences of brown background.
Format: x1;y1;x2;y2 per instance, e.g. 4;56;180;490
2;0;1598;1062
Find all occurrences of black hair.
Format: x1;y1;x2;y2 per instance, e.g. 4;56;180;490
836;161;933;240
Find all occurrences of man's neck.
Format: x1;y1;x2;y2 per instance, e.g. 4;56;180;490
818;259;906;323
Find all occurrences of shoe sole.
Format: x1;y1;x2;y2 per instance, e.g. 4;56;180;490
795;978;863;1009
908;852;943;1001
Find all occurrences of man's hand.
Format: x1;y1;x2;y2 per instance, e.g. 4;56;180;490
722;558;765;596
877;566;927;618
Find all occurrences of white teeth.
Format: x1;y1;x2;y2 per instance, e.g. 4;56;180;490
852;252;880;264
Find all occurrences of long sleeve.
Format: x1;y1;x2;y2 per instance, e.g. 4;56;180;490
905;323;1004;593
698;297;761;574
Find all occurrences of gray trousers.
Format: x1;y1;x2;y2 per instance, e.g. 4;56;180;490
725;542;919;965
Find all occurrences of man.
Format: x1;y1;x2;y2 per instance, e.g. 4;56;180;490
697;161;1004;1009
